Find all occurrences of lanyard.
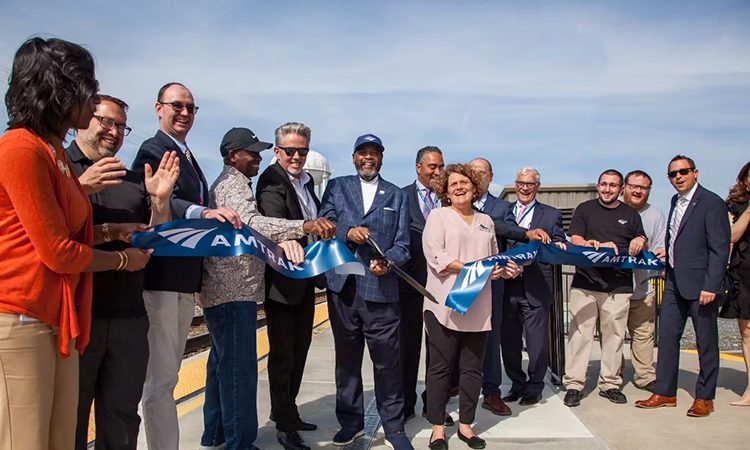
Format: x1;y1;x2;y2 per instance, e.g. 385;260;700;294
417;188;437;211
516;203;535;225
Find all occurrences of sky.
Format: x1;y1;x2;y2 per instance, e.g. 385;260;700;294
1;0;749;212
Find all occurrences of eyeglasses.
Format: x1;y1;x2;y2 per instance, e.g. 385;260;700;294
625;183;651;192
158;101;199;114
515;181;538;189
94;115;132;136
667;168;694;178
277;146;309;157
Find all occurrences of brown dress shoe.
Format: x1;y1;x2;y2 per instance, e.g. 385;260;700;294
634;394;677;409
481;393;512;416
687;399;714;417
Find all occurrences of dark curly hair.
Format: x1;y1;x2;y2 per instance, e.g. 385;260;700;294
5;37;98;140
727;160;750;205
430;163;488;205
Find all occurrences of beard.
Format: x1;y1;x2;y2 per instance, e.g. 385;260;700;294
356;162;381;181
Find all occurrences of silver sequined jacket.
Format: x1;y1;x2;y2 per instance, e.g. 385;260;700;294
199;165;305;308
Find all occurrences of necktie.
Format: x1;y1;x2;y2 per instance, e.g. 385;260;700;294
185;148;197;170
421;188;434;220
668;197;688;267
515;203;527;224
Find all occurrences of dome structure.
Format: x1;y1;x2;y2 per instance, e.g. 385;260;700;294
268;149;331;196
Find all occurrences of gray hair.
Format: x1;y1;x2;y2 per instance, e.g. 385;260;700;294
516;167;541;183
275;122;311;145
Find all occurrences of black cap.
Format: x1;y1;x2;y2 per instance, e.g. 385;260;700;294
219;127;272;156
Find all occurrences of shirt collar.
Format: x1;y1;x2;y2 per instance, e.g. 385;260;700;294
164;132;189;153
680;183;698;203
66;141;90;164
288;169;311;186
516;199;536;210
415;179;430;192
360;175;379;185
474;192;489;208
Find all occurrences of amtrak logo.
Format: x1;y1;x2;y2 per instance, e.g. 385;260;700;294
582;250;609;263
364;135;376;141
158;227;218;249
618;219;628;225
460;261;489;290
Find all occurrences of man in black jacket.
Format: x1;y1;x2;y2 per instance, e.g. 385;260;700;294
131;82;240;450
256;122;322;450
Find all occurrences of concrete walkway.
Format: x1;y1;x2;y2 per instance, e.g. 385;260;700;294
175;320;749;450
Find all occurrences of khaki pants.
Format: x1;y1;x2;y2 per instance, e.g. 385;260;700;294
0;313;78;450
563;288;630;392
627;292;656;387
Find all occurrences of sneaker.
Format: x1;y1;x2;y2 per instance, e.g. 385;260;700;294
564;389;582;407
332;428;365;446
599;388;627;404
384;430;414;450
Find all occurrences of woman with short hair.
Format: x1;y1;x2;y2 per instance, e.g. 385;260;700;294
422;163;520;449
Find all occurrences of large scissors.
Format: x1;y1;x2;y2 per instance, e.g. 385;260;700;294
365;235;438;304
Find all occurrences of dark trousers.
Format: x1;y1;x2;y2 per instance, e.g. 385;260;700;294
327;281;404;434
654;271;720;399
265;298;315;432
424;311;488;425
75;316;149;450
501;279;549;397
399;290;424;417
482;280;504;396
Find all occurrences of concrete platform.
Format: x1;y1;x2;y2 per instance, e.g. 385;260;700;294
172;317;750;450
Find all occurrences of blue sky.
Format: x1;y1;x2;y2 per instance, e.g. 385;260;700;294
1;0;749;211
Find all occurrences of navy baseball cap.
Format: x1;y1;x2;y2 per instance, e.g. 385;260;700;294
220;127;272;156
353;134;384;152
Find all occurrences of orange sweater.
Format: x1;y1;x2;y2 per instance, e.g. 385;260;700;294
0;128;94;356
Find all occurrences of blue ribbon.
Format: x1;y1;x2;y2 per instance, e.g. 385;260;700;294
446;241;665;315
131;219;364;279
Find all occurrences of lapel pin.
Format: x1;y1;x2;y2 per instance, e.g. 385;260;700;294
378;190;385;195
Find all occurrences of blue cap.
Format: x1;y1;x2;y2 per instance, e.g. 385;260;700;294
353;134;384;152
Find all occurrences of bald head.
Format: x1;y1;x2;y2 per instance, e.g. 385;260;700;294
469;158;493;187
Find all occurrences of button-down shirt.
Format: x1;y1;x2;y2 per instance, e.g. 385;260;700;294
289;170;318;220
164;133;206;219
473;192;488;212
514;200;536;229
668;183;698;267
200;165;306;307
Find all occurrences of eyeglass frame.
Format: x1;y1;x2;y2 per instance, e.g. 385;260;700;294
625;183;651;192
667;167;694;178
94;115;132;136
276;146;310;157
515;180;539;189
158;101;200;115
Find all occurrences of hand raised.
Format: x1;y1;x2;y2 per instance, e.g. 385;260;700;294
78;157;127;194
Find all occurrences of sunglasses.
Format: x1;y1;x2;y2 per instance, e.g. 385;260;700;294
158;101;199;114
277;146;309;157
667;168;694;178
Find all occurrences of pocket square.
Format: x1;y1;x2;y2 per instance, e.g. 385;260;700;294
383;206;396;211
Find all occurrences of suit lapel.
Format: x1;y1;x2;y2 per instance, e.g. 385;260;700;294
408;183;426;228
347;177;366;217
675;185;702;240
529;203;543;229
271;162;304;218
364;179;388;217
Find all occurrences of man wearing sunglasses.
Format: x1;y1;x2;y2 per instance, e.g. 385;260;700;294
636;156;730;417
132;82;241;450
256;122;325;450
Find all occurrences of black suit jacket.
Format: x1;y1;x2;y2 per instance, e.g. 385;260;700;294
256;162;321;305
666;184;730;299
507;201;566;307
131;130;209;293
399;182;428;294
483;193;528;251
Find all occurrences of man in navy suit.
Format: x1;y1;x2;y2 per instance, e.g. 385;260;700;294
501;167;565;406
131;82;240;450
398;146;449;423
468;158;550;416
319;134;413;449
636;155;730;417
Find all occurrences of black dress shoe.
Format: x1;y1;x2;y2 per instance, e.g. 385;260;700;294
502;391;523;402
277;431;311;450
298;420;318;431
599;388;627;404
456;429;486;449
429;433;449;450
564;389;581;407
519;393;542;406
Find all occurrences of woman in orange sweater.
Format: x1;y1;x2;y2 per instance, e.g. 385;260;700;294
0;38;151;450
